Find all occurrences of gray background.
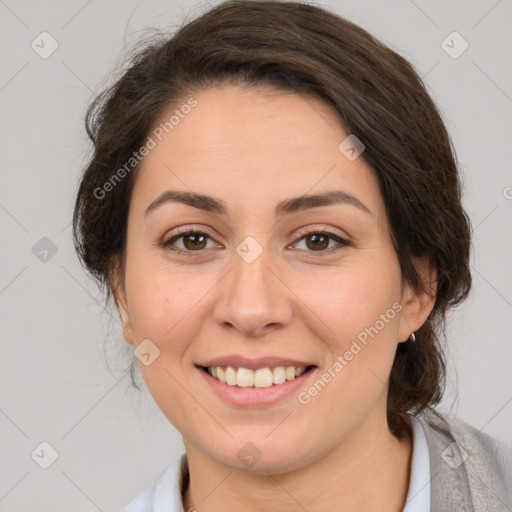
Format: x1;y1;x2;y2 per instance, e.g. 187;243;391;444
1;0;511;510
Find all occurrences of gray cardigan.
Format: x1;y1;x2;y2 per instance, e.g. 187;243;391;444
415;408;512;511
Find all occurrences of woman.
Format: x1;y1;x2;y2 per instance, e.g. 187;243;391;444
72;1;512;510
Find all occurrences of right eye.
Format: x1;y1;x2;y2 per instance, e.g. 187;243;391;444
161;228;219;254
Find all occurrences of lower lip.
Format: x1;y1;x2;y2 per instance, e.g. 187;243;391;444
196;366;317;407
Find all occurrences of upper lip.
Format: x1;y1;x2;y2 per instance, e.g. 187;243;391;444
197;355;317;370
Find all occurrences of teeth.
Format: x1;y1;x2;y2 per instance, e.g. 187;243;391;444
225;366;237;385
237;367;254;387
206;365;309;387
272;366;286;384
285;366;296;380
254;368;273;388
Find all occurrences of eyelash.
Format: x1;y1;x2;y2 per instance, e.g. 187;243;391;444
160;226;351;257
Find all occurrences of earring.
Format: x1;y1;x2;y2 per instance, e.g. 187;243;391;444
409;332;416;342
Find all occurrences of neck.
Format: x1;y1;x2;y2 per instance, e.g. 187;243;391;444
182;413;413;512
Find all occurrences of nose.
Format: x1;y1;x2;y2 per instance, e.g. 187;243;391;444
213;243;293;338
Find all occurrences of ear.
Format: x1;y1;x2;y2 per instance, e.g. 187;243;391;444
110;266;135;346
397;256;437;343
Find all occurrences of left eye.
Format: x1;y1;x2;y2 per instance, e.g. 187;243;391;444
293;230;349;252
161;228;350;255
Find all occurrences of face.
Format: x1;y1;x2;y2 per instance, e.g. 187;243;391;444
114;84;435;473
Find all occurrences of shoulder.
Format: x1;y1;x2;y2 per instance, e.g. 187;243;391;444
418;407;512;464
120;453;187;512
414;408;512;512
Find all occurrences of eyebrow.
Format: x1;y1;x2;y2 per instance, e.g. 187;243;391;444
144;189;372;218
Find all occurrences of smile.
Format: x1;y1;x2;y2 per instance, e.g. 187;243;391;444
201;365;316;388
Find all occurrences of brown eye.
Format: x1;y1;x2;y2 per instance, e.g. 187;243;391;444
162;229;216;254
293;229;351;255
181;233;208;250
304;233;330;251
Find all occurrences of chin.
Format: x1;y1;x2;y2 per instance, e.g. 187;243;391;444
207;435;313;475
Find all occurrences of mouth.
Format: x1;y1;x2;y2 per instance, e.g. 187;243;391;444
197;364;317;388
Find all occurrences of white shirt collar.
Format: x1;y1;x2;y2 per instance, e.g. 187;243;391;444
403;413;431;511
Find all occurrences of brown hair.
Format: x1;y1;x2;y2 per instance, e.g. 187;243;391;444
72;0;472;436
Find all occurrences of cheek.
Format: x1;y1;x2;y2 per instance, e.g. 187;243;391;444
124;265;203;422
298;254;402;407
124;243;201;340
123;260;223;387
294;255;401;342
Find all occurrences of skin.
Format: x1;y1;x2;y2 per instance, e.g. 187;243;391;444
113;83;437;511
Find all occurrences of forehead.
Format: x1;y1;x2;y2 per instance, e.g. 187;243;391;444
131;84;385;224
